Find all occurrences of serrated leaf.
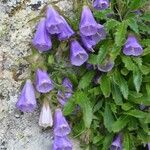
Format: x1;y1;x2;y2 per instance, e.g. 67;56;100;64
78;71;95;89
112;82;123;105
113;70;129;99
123;132;130;150
75;92;93;128
88;54;98;65
121;103;133;111
129;0;148;10
125;109;146;119
141;39;150;47
100;75;111;97
133;68;142;93
140;65;150;75
127;18;139;33
105;19;120;32
102;133;114;150
137;129;150;143
103;103;115;132
63;98;75;116
115;21;127;47
112;116;130;132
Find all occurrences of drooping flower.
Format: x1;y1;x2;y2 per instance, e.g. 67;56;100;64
97;59;114;72
39;100;53;128
70;40;88;66
32;18;52;52
57;78;73;106
35;69;54;93
110;135;122;150
54;108;71;137
148;143;150;150
16;79;37;112
46;5;65;34
123;35;143;56
58;16;75;41
52;136;72;150
93;0;109;10
79;6;98;36
81;24;106;51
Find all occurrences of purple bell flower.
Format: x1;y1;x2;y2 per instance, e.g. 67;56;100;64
110;135;122;150
93;0;109;10
57;78;73;106
148;143;150;150
46;6;65;34
70;40;88;66
79;6;98;36
97;59;114;72
53;136;72;150
16;79;37;112
58;16;75;41
123;35;143;56
35;69;54;93
54;108;71;137
32;18;52;52
81;24;106;51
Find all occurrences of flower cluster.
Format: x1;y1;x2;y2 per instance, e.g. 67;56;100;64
16;1;148;149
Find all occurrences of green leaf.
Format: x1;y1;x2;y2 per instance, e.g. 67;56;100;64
133;68;142;93
112;82;123;105
105;19;120;32
141;39;150;47
115;21;127;47
48;55;54;65
127;18;139;34
125;109;147;119
140;65;150;75
122;56;136;71
78;71;95;89
123;132;130;150
88;54;98;65
137;129;150;143
112;116;130;132
129;0;148;10
103;103;115;132
100;75;111;97
63;98;75;116
102;133;114;150
113;70;129;99
75;92;93;128
121;103;134;111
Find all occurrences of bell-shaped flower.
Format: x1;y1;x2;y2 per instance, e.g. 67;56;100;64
110;135;122;150
52;136;72;150
81;24;106;51
35;69;54;93
93;0;109;10
148;143;150;150
39;100;53;128
54;108;71;137
57;78;73;106
123;35;143;56
16;79;37;112
46;6;65;34
79;6;98;36
70;40;88;66
32;18;52;52
58;16;75;41
97;59;114;72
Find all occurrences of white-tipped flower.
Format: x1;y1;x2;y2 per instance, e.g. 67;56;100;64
39;100;53;128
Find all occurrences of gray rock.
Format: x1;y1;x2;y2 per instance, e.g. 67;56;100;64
0;0;80;149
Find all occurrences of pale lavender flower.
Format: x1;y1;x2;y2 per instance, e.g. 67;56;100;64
123;35;143;56
139;104;146;110
79;6;98;36
58;16;75;41
35;69;54;93
32;18;52;52
46;6;65;34
39;100;53;128
81;24;106;51
110;135;122;150
53;136;72;150
70;40;88;66
54;108;71;137
97;59;114;72
16;79;37;112
93;0;109;10
57;78;73;106
148;143;150;150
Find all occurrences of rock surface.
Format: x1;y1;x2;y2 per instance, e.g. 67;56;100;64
0;0;80;149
